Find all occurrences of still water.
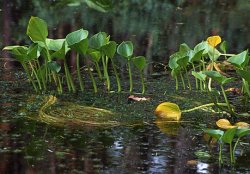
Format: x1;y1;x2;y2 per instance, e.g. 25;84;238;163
1;66;249;174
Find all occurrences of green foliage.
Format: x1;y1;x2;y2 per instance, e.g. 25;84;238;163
203;127;250;165
27;16;48;42
4;16;147;94
117;41;134;58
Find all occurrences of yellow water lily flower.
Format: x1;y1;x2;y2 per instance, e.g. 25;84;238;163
207;35;221;47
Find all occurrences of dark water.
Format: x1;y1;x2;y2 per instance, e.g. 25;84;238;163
1;66;250;174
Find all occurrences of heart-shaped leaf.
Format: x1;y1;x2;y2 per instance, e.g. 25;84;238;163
3;45;28;62
66;29;89;55
117;41;133;58
236;128;250;138
192;71;206;81
88;50;101;62
203;129;224;140
89;32;108;49
27;16;48;42
227;50;249;68
47;61;61;73
204;71;235;85
236;69;250;83
132;56;146;71
194;41;209;55
155;102;181;121
101;41;117;58
222;127;237;144
27;43;40;61
220;41;227;53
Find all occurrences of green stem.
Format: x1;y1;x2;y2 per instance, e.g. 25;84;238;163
175;76;179;91
219;143;223;165
87;64;97;93
140;71;145;94
64;61;76;93
101;56;110;91
220;85;232;112
36;60;47;90
128;61;133;93
76;53;84;91
182;102;228;113
184;67;192;90
64;64;71;92
220;53;236;56
111;59;121;93
28;61;42;90
94;62;103;80
180;72;185;90
192;63;198;90
232;138;240;164
22;63;38;92
230;143;233;164
57;75;63;94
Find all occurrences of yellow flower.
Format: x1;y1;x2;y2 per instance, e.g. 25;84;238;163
207;35;221;47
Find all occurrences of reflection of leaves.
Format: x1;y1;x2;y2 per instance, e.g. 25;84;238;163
194;151;211;159
85;0;114;12
155;119;180;135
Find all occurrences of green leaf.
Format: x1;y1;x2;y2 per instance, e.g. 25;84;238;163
192;71;206;81
236;69;250;83
132;56;146;71
220;41;227;53
176;56;189;68
204;71;235;85
203;129;224;140
101;41;117;58
189;49;204;62
179;43;190;52
27;16;48;42
227;50;249;68
27;43;40;60
236;128;250;138
85;0;114;13
117;41;133;58
89;32;108;49
51;41;70;59
46;39;65;51
3;45;28;62
194;41;209;55
207;45;221;61
47;61;61;73
87;50;101;62
222;127;237;144
168;56;179;70
66;29;89;55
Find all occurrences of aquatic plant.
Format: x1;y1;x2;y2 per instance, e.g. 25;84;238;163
203;119;250;165
169;35;250;117
132;56;146;94
117;41;134;92
3;16;147;94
